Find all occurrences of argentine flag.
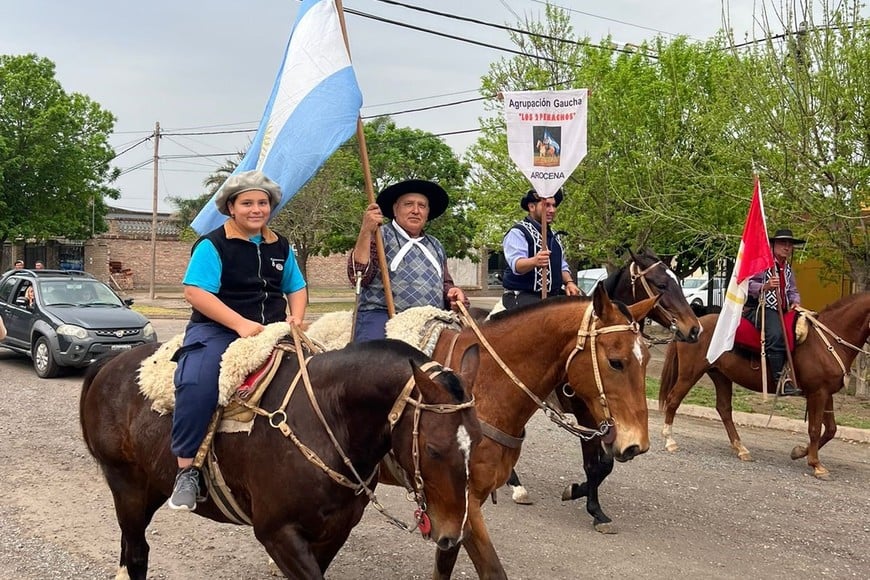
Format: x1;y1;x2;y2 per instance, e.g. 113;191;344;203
192;0;363;234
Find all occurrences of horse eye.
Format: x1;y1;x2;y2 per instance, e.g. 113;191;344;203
425;443;443;459
656;283;668;290
608;359;624;371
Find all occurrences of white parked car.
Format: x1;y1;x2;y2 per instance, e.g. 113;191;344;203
576;268;608;296
681;277;726;308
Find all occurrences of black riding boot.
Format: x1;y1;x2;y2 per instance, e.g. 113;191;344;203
769;353;800;396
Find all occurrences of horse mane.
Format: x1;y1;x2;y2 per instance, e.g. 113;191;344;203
342;339;466;403
487;295;589;325
818;290;868;318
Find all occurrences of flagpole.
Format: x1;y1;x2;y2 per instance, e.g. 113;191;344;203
775;267;800;393
334;0;395;317
540;219;549;299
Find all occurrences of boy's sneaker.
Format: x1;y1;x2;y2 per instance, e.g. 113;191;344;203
168;467;203;511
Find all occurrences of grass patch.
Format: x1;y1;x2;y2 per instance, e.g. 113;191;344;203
647;377;870;430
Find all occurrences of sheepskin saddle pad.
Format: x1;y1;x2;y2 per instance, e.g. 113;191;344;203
137;322;294;415
305;305;462;355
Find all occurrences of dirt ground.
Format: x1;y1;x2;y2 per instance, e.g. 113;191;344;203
1;329;869;579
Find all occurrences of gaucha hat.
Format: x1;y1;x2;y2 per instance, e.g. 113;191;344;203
520;188;564;211
376;179;449;220
769;228;806;246
215;170;282;216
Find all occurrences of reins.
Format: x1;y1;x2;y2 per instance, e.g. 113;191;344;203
456;300;639;442
233;325;475;533
798;307;870;383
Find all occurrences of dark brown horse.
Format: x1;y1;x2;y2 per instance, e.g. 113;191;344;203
508;248;702;533
80;338;482;579
659;291;870;479
406;284;656;579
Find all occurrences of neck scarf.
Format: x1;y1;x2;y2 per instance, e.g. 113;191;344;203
388;221;442;277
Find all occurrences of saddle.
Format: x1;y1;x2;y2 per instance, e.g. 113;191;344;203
733;309;810;353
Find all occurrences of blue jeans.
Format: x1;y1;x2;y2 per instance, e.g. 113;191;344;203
170;322;238;458
353;309;389;342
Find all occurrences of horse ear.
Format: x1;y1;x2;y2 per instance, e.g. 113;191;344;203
628;294;660;321
592;281;612;315
627;247;639;262
457;344;480;388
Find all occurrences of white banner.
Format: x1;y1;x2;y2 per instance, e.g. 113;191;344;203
504;89;588;198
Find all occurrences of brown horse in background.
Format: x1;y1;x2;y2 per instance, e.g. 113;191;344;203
80;339;482;579
407;284;656;579
508;248;701;533
659;291;870;479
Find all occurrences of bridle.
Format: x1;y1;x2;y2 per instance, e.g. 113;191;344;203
237;326;475;535
627;260;681;343
456;300;641;443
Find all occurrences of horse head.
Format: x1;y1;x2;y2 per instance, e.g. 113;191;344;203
564;284;651;462
608;248;702;343
391;344;482;551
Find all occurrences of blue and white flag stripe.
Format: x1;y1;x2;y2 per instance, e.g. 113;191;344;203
192;0;363;235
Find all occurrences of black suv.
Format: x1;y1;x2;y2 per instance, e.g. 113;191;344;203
0;269;157;377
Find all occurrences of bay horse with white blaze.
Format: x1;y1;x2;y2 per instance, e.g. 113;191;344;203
80;338;481;579
508;248;702;533
397;284;656;578
659;291;870;479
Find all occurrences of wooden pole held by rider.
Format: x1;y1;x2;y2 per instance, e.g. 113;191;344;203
336;0;395;318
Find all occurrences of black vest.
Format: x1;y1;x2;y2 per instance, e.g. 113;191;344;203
501;217;564;295
190;227;290;326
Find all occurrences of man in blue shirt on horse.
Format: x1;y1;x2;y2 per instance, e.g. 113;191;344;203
500;188;580;311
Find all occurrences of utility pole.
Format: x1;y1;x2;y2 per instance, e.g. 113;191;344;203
149;121;160;300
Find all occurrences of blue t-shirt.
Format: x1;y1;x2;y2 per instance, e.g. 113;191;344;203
183;234;306;294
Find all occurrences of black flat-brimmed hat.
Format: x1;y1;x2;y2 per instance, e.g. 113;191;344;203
769;228;806;245
520;188;564;211
376;179;449;220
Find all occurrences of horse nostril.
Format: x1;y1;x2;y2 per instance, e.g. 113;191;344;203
618;444;641;462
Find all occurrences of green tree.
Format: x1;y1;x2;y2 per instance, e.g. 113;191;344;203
467;7;750;277
0;54;118;242
730;1;870;290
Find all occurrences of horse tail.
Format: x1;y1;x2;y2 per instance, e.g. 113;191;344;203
79;352;124;456
658;342;679;411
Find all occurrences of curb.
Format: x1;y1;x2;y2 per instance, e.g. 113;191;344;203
650;398;870;444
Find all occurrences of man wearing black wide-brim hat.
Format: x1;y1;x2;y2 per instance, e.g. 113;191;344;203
500;188;580;310
347;179;468;341
744;228;805;396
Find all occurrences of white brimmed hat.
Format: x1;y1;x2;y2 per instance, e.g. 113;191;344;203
215;170;282;216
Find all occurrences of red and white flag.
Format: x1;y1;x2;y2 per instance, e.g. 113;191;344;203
706;177;774;363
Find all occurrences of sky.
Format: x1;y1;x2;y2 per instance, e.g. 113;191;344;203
1;0;774;214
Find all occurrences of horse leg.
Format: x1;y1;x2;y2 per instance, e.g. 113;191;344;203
434;503;507;580
506;468;533;505
790;390;833;480
709;370;752;461
661;373;702;453
561;433;617;534
104;467;164;580
256;523;328;579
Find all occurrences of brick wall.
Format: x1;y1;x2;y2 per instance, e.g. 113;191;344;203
306;254;351;288
85;239;192;288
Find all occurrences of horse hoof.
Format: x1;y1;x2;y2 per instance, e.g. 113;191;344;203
814;469;831;480
511;486;534;505
593;521;618;534
737;451;753;461
665;441;679;453
790;445;808;460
